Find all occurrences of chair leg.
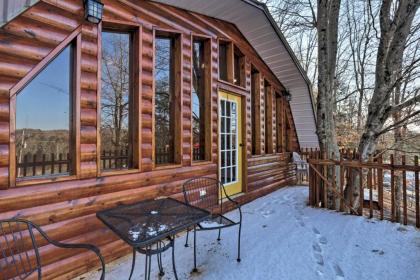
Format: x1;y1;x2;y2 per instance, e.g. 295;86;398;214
185;228;190;247
217;228;221;241
237;223;242;262
129;247;136;280
171;237;179;280
193;226;198;272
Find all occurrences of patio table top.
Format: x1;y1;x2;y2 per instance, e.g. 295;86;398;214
96;197;211;248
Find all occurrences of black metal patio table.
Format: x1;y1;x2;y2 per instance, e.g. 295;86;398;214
96;197;211;280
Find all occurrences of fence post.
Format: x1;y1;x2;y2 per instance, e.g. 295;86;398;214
348;151;354;208
323;151;328;208
331;152;336;210
402;155;407;225
339;153;344;212
415;156;419;228
358;155;363;216
378;154;384;220
390;154;395;222
368;155;373;219
32;154;37;176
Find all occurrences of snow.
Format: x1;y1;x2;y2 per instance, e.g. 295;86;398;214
199;220;225;229
78;186;420;280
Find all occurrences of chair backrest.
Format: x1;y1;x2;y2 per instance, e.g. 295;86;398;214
292;152;303;162
182;177;224;213
0;219;41;279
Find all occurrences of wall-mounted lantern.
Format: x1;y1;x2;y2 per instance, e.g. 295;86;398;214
84;0;104;24
283;89;292;102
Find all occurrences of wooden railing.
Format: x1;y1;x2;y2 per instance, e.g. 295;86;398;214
307;149;420;228
16;153;70;178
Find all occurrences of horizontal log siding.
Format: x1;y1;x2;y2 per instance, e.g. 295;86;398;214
0;0;300;278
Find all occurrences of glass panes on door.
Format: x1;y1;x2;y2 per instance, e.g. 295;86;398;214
220;99;238;184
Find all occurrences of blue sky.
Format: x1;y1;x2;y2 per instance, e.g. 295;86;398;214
16;46;71;131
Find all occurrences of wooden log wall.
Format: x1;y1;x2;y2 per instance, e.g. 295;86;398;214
0;1;300;279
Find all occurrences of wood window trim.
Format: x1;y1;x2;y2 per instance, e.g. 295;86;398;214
217;80;248;97
218;39;233;83
152;28;183;169
9;34;81;188
250;66;261;156
233;46;245;88
97;24;142;176
264;80;274;155
191;35;212;164
217;39;247;91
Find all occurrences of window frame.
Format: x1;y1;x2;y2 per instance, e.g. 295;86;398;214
98;23;141;175
153;29;182;169
10;36;80;187
218;39;234;84
233;46;245;88
250;65;261;156
191;35;212;163
264;80;273;155
275;91;285;153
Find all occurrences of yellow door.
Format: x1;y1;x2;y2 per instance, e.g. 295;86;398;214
219;90;243;197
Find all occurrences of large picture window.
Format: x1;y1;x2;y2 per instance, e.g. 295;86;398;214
16;45;73;178
192;38;210;161
154;34;180;165
100;31;133;171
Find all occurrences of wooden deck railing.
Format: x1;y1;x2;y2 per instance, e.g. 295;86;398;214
305;149;420;228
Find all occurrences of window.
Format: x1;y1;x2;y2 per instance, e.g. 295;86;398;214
275;92;284;153
219;41;229;82
264;80;273;154
16;45;73;178
154;34;180;165
233;46;245;87
192;38;210;161
220;99;238;184
251;66;260;155
100;31;133;171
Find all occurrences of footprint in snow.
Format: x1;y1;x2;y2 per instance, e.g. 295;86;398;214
333;263;345;279
312;227;320;235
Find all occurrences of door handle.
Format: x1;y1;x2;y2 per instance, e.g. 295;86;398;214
239;143;244;147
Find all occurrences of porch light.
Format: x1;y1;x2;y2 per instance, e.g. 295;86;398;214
283;89;292;102
84;0;104;24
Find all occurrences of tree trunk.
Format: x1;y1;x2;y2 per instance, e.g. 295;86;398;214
317;0;341;207
345;0;419;208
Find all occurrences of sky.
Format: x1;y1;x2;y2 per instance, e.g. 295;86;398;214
16;46;71;131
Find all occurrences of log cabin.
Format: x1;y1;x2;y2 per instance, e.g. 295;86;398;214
0;0;319;279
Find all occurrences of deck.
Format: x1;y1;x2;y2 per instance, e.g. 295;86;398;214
77;186;419;280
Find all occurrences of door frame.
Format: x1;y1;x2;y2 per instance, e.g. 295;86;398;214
217;88;247;196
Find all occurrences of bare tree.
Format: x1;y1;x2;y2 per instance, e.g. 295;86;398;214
357;0;419;159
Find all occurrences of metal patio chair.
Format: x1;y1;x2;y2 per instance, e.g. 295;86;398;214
293;152;309;184
182;177;242;272
0;218;105;280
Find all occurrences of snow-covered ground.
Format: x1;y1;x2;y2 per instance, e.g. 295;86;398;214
80;186;420;280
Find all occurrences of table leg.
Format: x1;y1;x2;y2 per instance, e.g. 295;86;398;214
129;247;136;280
171;236;178;280
157;242;164;276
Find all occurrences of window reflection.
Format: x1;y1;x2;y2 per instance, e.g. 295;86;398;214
101;31;132;170
16;46;72;178
155;36;175;165
192;40;206;161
